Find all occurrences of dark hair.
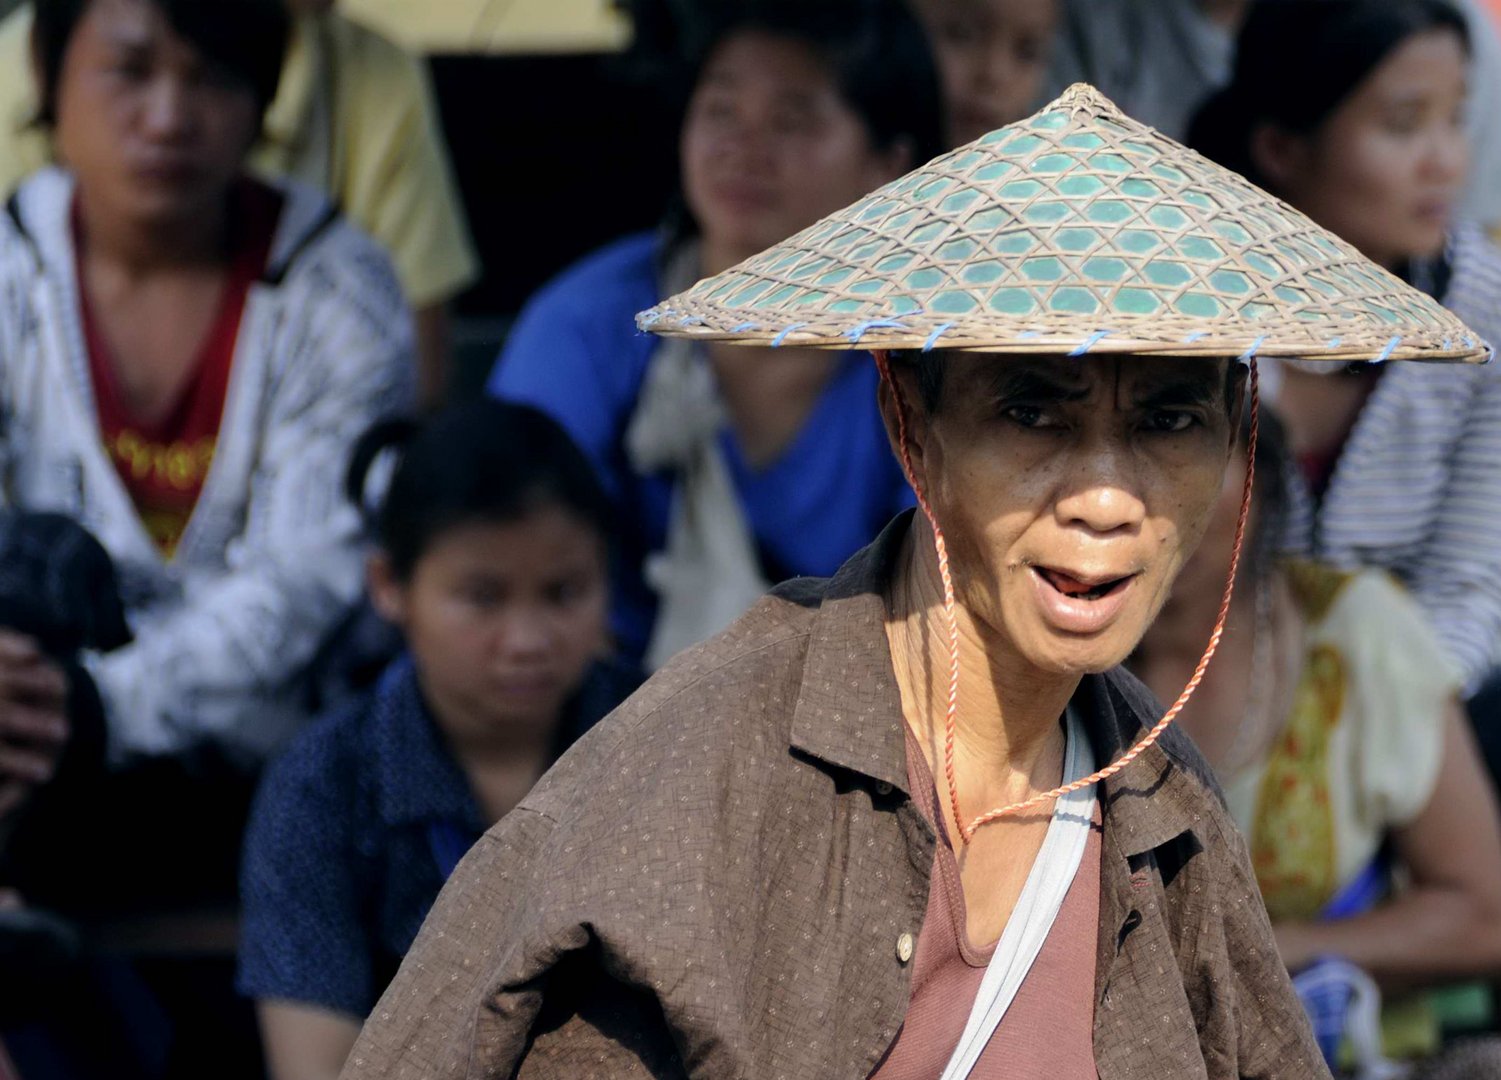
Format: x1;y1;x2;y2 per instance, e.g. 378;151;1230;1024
664;0;946;246
31;0;290;126
887;351;1244;416
1187;0;1469;191
346;401;613;582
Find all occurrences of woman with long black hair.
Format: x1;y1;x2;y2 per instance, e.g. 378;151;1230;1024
489;0;945;670
1190;0;1501;780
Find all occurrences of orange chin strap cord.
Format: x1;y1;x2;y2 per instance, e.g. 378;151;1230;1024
872;349;1260;844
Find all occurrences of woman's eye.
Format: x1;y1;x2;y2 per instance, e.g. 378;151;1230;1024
1383;110;1423;136
1145;410;1198;433
695;97;737;124
771;109;812;135
112;59;151;81
464;585;502;609
1004;405;1053;428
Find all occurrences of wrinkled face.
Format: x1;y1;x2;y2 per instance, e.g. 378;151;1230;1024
1264;29;1468;268
681;30;910;261
918;0;1059;145
370;509;610;746
51;0;260;230
896;355;1240;675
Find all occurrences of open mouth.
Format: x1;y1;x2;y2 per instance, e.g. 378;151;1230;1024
1034;567;1134;602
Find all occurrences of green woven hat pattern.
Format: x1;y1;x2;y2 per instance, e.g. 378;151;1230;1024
638;84;1486;362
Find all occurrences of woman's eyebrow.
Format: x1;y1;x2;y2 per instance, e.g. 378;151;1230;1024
984;367;1090;402
1133;374;1224;409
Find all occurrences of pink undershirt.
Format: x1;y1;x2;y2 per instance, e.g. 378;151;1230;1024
868;727;1102;1079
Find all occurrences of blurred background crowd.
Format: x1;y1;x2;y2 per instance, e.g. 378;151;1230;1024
0;0;1499;1077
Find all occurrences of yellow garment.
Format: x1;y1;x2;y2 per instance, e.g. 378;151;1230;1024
342;0;630;53
0;6;477;308
1224;562;1460;1059
1224;564;1456;921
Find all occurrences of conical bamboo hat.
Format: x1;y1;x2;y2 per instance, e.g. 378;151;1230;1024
637;84;1487;363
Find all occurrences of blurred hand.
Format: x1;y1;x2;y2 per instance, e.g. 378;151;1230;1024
0;632;69;818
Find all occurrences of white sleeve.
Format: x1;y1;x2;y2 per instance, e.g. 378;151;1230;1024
1399;366;1501;694
1457;0;1501;230
1343;572;1460;830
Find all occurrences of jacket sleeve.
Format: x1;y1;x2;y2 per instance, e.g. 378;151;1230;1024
1209;814;1333;1080
342;807;563;1080
488;273;658;512
85;244;415;763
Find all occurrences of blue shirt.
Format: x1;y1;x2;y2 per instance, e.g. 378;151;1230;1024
237;653;639;1018
488;232;914;662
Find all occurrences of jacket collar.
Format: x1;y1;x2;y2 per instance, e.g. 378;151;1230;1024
5;167;339;288
369;654;486;832
786;511;1209;859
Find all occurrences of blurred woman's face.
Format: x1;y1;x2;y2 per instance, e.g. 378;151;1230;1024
681;30;912;263
1258;29;1468;268
51;0;260;231
919;0;1058;146
370;508;610;748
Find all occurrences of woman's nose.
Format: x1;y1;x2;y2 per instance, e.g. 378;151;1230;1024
1426;124;1470;187
139;76;193;140
1053;447;1149;536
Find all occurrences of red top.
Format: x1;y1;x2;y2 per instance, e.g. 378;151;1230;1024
1297;449;1341;501
869;726;1102;1079
78;182;282;557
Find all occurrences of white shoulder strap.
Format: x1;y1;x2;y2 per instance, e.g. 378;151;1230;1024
938;710;1098;1080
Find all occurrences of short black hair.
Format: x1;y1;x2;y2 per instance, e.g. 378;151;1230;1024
888;350;1243;416
346;401;613;583
31;0;290;126
1188;0;1469;192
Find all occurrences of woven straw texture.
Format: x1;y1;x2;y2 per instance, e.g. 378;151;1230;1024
638;84;1487;363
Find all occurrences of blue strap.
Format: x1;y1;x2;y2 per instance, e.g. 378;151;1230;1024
1320;856;1388;921
427;820;478;880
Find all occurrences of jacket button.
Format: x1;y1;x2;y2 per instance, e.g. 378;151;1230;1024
896;932;915;964
875;781;894;797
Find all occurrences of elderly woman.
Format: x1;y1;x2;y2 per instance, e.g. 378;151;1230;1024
1188;0;1501;779
342;86;1482;1079
489;0;943;669
0;0;411;852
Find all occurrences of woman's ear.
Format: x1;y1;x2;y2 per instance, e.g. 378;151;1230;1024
367;552;406;628
1249;121;1310;193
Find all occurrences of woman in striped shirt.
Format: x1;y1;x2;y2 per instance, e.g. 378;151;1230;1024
1189;0;1501;775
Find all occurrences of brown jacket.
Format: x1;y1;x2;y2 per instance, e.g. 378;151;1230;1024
344;516;1328;1080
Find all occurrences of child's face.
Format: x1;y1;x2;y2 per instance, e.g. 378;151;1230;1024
371;507;610;748
917;0;1060;146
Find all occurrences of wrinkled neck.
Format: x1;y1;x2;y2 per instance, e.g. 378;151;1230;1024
884;519;1076;777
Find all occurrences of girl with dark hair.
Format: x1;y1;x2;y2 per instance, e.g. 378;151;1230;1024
1189;1;1501;775
489;0;945;670
1134;408;1501;1069
238;401;639;1080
